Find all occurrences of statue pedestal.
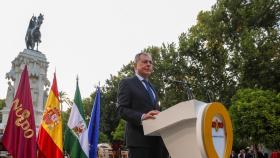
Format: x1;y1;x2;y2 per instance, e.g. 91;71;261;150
1;49;50;130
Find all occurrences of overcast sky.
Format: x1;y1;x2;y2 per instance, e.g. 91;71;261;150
0;0;216;101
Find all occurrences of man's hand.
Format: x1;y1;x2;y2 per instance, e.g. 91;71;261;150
142;110;160;120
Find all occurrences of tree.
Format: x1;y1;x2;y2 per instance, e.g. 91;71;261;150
82;97;93;124
209;0;280;92
0;99;5;110
87;0;280;145
176;0;280;106
112;119;125;142
147;45;189;109
0;99;5;123
98;68;133;141
59;91;73;136
229;89;280;150
61;109;71;140
59;91;73;109
83;78;124;142
98;132;109;143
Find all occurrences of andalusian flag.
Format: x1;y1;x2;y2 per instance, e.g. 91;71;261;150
64;78;89;158
37;73;63;158
2;65;36;158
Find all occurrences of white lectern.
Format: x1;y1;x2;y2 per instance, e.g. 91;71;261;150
142;99;233;158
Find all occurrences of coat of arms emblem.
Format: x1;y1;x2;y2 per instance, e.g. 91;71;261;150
42;107;61;130
72;121;86;137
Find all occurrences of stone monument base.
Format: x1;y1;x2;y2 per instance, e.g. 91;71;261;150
1;49;50;131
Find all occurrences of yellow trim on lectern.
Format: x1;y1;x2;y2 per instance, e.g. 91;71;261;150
202;102;233;158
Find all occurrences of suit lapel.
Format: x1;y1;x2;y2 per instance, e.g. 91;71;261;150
132;76;150;100
132;76;157;106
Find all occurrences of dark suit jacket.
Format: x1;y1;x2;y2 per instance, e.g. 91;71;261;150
117;76;160;147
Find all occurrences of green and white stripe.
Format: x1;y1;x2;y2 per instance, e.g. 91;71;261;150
64;81;89;158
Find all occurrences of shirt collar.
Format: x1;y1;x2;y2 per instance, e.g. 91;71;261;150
135;73;146;81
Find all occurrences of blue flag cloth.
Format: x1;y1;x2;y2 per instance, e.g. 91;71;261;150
88;87;101;158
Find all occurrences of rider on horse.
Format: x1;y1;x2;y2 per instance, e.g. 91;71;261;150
25;14;44;51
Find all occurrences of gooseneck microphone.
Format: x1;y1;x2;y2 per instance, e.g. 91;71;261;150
164;78;194;101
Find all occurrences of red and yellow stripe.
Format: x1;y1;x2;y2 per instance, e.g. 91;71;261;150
37;73;63;158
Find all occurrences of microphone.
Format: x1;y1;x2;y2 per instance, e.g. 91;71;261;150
164;78;194;100
206;89;214;103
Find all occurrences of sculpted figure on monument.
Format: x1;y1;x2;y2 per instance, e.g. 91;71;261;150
25;14;44;51
5;81;15;107
5;69;16;81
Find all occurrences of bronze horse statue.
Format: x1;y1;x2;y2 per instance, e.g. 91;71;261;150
25;14;44;51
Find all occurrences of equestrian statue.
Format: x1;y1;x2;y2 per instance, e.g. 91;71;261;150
25;14;44;51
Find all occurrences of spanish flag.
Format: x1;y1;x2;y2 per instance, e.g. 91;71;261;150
37;73;63;158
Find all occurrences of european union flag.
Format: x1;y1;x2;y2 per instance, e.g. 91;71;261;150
88;87;101;158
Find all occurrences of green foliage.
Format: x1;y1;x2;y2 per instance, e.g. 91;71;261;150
229;89;280;150
215;0;280;92
83;77;124;142
176;0;280;106
0;99;5;110
99;132;109;143
59;91;73;107
62;109;71;137
149;45;190;109
86;0;280;146
0;99;5;123
112;119;125;141
82;97;93;124
99;76;122;142
59;91;72;135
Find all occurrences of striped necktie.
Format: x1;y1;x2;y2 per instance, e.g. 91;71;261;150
142;80;156;105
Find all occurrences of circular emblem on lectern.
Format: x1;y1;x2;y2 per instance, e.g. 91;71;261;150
202;102;233;158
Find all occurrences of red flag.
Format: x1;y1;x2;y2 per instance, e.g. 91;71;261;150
2;65;36;158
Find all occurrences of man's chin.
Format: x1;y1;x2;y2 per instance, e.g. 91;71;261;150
144;73;152;77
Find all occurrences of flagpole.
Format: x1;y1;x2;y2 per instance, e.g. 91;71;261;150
57;72;66;158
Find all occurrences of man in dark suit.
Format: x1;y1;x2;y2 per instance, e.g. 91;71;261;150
117;52;168;158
